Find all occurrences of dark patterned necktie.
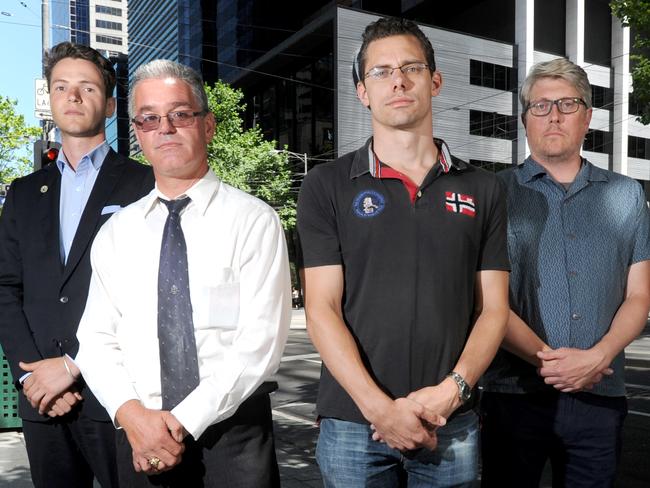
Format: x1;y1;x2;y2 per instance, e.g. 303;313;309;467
158;197;200;410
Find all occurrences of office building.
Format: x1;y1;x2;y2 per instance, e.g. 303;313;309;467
47;0;130;153
127;0;220;152
220;0;650;185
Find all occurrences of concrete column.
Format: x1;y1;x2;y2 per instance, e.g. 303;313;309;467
565;0;585;65
611;15;630;175
515;0;535;163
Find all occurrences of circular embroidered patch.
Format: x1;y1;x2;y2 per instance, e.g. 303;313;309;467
352;190;386;218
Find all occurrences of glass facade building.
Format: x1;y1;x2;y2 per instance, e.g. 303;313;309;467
70;0;90;46
215;0;650;187
128;0;221;152
126;0;650;183
47;0;129;154
128;0;214;77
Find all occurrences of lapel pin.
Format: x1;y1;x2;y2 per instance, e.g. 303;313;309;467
40;185;48;193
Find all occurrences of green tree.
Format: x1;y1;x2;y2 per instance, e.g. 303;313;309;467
205;81;296;229
611;0;650;124
0;96;41;182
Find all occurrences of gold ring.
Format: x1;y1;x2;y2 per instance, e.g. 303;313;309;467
148;457;161;469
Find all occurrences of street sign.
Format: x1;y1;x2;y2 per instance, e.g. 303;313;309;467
34;79;52;120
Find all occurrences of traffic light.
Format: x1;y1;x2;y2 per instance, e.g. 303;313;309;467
33;140;61;172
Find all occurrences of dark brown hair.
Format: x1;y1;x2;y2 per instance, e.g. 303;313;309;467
44;42;116;98
357;17;436;82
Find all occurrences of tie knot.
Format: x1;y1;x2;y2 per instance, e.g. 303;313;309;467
161;197;190;216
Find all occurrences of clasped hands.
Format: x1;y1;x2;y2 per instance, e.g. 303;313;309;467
20;357;83;417
536;346;613;392
368;378;460;452
116;400;188;474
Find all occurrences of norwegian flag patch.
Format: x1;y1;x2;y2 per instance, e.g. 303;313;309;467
445;192;476;217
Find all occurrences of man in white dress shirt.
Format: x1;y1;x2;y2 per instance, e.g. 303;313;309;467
76;59;291;487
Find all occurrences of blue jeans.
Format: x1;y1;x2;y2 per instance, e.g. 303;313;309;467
316;411;479;487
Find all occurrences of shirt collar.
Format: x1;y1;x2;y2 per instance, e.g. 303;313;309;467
142;168;221;217
56;140;110;174
520;156;609;184
349;137;467;179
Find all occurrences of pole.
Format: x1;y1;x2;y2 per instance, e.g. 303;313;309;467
41;0;54;143
42;0;49;56
303;153;307;174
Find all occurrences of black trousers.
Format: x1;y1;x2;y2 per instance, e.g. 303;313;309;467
116;393;281;488
480;391;627;488
22;412;118;488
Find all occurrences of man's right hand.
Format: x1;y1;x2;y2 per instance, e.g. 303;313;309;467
20;358;77;414
367;397;446;451
537;347;614;392
115;400;185;474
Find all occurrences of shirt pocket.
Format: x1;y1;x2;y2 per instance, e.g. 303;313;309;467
195;267;240;330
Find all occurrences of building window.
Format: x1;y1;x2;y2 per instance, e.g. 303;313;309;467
469;160;511;172
469;110;518;140
583;129;612;154
591;85;613;110
629;93;642;117
70;0;89;46
95;5;122;16
95;34;122;46
96;19;122;30
629;136;650;159
584;0;612;66
469;59;516;91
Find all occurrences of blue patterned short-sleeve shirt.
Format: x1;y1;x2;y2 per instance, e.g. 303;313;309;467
483;157;650;397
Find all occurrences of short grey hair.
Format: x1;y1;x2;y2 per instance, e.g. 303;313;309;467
128;59;209;118
520;58;592;111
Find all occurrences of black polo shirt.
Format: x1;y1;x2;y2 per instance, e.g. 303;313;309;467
297;137;509;424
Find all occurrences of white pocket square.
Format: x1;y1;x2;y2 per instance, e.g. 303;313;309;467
101;205;122;215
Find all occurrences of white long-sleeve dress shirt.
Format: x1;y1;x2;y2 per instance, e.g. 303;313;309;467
76;169;292;439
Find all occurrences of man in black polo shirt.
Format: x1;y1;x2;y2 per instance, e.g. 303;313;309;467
297;17;510;486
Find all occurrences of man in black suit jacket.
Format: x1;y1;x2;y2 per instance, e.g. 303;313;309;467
0;43;153;488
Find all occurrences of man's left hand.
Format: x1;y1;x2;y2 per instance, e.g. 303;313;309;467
45;389;84;417
371;379;460;447
20;358;79;414
537;347;613;392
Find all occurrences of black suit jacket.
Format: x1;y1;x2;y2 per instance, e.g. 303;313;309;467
0;149;154;422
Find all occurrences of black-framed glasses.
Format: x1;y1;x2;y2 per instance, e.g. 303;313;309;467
132;110;208;131
525;98;587;116
364;63;430;81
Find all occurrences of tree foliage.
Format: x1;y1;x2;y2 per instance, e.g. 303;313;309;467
0;96;41;182
205;81;296;229
611;0;650;124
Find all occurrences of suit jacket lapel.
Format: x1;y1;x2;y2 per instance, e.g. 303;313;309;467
38;164;64;274
62;149;125;284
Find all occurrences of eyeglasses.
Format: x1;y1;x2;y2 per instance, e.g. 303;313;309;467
364;63;430;81
525;98;587;116
132;110;208;131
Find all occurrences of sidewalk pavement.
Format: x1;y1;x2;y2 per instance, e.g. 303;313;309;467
0;431;31;488
0;308;323;488
273;309;323;487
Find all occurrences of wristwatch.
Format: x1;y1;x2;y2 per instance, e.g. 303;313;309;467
446;371;472;403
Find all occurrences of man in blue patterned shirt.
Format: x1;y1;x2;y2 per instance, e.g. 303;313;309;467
481;58;650;487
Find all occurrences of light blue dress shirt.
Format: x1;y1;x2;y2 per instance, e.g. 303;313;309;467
57;141;110;264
